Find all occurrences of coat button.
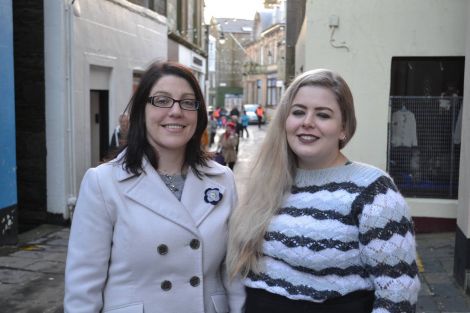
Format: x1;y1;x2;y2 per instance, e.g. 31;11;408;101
190;276;200;287
190;239;200;249
157;244;168;255
161;280;172;291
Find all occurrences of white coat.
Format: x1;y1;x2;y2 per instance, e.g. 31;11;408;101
64;156;246;313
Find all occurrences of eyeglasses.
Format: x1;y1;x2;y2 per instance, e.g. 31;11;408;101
148;95;200;111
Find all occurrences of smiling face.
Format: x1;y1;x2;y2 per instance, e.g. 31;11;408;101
285;85;346;170
145;75;198;156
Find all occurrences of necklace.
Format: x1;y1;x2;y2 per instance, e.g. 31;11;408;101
157;170;187;200
159;172;181;192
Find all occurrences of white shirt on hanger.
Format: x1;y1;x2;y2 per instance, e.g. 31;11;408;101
391;109;418;147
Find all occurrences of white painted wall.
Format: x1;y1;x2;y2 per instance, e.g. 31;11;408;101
177;44;207;95
45;0;167;216
44;0;70;217
457;3;470;235
297;0;467;218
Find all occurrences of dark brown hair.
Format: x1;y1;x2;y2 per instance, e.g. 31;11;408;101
121;61;209;177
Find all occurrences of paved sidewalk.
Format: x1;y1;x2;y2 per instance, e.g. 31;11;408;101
0;224;67;312
0;126;469;312
1;226;469;312
416;232;470;312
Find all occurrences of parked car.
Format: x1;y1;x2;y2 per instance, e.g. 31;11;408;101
243;104;266;124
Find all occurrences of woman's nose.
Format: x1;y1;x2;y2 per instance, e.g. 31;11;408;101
168;101;183;116
302;113;316;128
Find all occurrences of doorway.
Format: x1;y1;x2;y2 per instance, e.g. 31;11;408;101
90;90;109;166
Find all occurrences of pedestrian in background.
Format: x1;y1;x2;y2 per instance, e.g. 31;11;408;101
221;114;227;128
230;105;240;118
109;113;129;148
209;115;218;147
65;61;245;313
232;115;243;151
255;105;264;129
213;106;222;127
103;113;130;162
240;110;249;138
218;122;238;170
227;69;420;313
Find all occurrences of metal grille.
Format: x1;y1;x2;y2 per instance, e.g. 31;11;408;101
387;96;462;199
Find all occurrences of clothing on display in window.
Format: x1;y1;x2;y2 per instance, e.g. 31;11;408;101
391;107;418;147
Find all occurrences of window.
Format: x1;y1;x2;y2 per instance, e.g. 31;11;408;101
167;0;178;30
257;80;262;104
150;0;167;15
387;57;464;199
267;78;277;106
177;0;188;36
127;0;166;15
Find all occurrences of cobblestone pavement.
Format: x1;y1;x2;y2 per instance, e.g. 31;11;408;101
0;125;469;312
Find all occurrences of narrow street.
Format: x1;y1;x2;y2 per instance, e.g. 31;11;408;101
232;124;267;199
0;124;469;312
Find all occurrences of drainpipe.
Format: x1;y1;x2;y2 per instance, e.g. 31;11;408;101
64;0;79;219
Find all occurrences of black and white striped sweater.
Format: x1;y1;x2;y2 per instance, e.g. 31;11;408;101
244;162;420;313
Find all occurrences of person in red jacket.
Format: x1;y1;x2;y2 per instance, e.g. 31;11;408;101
255;105;264;129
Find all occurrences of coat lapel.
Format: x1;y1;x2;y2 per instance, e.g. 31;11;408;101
180;164;226;227
118;158;199;236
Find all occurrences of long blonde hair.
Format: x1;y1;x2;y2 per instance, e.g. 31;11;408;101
226;69;357;278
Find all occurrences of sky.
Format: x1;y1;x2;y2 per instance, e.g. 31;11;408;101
204;0;265;23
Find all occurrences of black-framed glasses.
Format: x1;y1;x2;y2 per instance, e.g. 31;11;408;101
148;95;200;111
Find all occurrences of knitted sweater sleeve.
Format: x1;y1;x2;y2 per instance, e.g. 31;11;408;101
357;175;420;313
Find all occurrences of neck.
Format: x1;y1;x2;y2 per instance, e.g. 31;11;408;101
156;150;186;175
299;152;348;170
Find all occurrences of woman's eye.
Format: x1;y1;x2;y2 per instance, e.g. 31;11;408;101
156;98;170;105
181;100;195;107
317;112;331;119
291;110;305;116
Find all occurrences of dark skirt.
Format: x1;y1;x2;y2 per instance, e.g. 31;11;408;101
245;287;374;313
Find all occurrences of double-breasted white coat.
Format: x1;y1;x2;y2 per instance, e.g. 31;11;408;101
64;155;246;313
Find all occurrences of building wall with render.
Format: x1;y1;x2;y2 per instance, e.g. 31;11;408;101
44;0;167;217
296;0;467;218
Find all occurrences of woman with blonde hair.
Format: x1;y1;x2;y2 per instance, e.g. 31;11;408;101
227;69;420;313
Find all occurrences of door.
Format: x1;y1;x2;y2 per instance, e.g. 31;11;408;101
90;90;109;166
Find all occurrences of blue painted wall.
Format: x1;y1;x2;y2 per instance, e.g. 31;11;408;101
0;0;18;210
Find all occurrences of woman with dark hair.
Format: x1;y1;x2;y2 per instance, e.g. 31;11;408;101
65;61;245;313
227;69;420;313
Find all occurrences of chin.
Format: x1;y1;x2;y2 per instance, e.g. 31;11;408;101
295;149;321;160
155;141;189;151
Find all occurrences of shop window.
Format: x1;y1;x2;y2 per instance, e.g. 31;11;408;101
388;57;464;199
